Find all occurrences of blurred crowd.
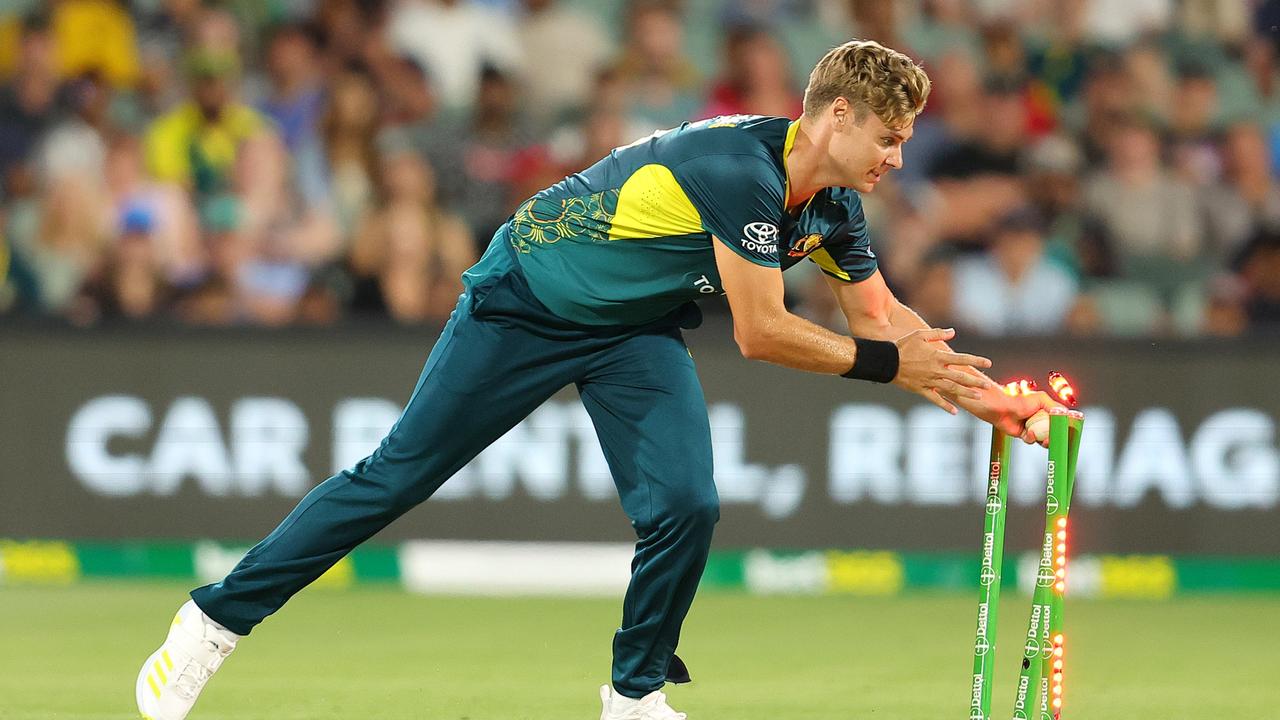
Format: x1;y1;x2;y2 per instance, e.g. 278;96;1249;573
2;0;1280;336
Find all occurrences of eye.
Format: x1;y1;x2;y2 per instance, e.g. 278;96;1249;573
880;137;895;147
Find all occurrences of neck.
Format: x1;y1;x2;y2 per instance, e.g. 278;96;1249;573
783;118;833;209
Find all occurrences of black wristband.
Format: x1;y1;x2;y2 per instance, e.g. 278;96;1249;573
842;338;899;383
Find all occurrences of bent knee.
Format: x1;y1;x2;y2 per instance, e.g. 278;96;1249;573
654;489;720;530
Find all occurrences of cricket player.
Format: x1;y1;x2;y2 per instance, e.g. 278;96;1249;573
136;40;1058;720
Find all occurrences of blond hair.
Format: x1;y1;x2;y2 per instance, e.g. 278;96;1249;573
802;40;930;128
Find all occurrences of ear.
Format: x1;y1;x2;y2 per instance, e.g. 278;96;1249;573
831;96;850;127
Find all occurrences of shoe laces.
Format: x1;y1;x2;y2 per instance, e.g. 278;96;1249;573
172;636;231;700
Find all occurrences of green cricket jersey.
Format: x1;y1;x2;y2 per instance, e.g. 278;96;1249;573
501;115;879;326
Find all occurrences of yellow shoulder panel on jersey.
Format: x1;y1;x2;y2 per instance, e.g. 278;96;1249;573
608;163;704;240
809;247;852;281
782;119;801;206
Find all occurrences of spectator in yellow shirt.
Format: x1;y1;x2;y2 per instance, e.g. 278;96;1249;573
144;50;268;197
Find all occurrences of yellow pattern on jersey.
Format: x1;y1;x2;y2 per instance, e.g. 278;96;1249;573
608;164;704;240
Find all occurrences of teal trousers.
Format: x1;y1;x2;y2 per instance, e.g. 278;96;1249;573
191;230;719;698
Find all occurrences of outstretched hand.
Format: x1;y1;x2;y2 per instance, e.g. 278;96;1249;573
955;386;1066;441
891;328;995;414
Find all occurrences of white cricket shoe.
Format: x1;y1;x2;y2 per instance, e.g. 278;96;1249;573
599;684;687;720
135;600;239;720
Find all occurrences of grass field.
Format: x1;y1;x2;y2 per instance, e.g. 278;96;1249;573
2;582;1275;719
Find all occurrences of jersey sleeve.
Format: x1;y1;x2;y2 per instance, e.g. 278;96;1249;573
809;190;878;282
671;153;785;267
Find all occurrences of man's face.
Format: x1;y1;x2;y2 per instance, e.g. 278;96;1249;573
194;76;230;119
992;228;1042;280
829;102;913;193
267;33;314;84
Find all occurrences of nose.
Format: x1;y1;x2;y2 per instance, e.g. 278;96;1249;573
885;147;903;170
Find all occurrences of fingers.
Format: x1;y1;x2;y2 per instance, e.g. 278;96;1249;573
923;389;958;414
938;378;983;400
963;370;1001;389
940;350;992;370
1021;429;1048;448
945;368;992;390
894;328;1001;409
916;325;957;340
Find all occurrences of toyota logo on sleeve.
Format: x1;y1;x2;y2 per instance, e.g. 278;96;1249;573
743;222;779;243
740;222;779;254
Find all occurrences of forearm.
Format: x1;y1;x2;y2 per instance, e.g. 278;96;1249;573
845;296;931;339
737;309;862;375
